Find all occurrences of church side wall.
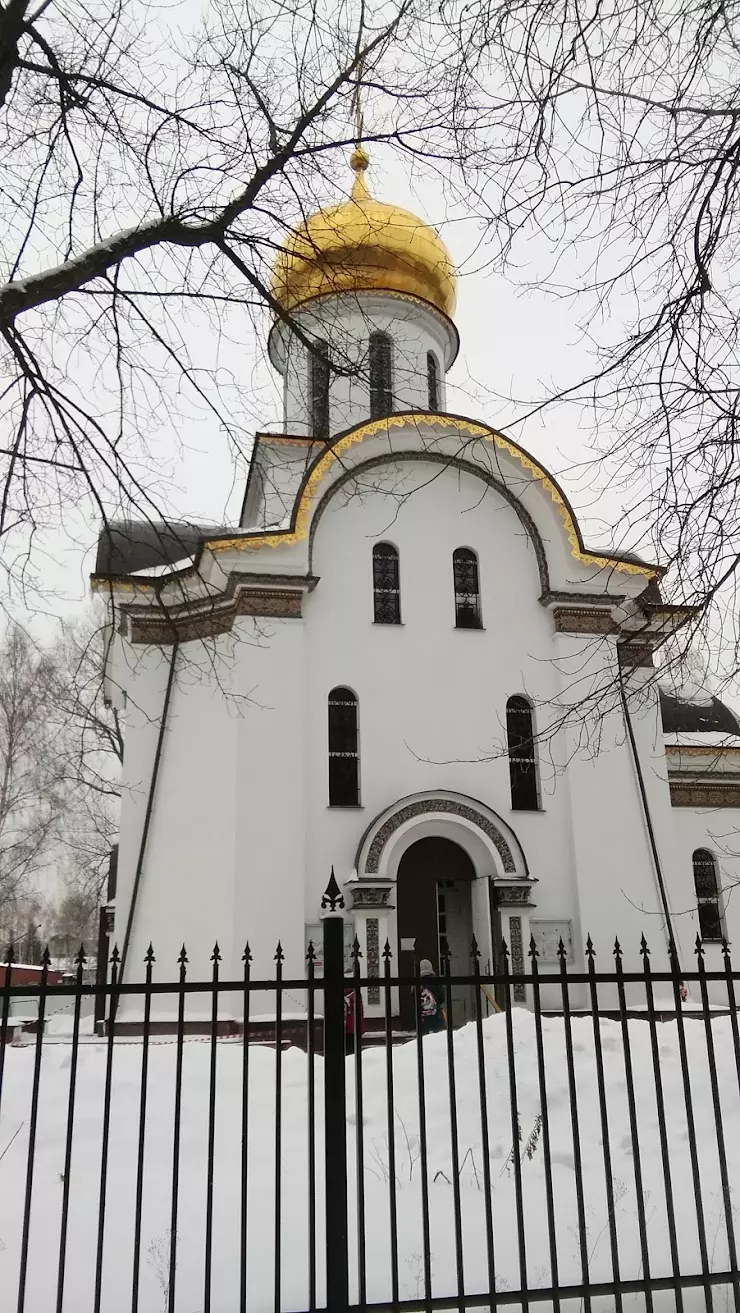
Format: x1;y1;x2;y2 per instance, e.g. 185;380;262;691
623;677;692;964
671;807;740;998
115;640;239;1002
110;441;698;1015
114;643;175;976
231;615;308;987
553;633;677;990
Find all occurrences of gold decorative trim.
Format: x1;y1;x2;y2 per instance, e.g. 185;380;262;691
91;578;163;595
670;781;740;809
553;607;616;635
255;433;328;449
207;415;660;579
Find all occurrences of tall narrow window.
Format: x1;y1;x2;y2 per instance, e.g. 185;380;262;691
427;351;439;411
693;849;723;940
369;331;393;418
453;547;482;628
507;696;539;810
328;687;360;806
309;340;329;439
373;543;401;624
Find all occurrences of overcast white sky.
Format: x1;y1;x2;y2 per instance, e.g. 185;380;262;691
30;145;631;626
8;0;654;631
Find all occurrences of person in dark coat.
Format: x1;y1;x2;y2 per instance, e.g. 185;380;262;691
344;986;365;1054
418;959;446;1034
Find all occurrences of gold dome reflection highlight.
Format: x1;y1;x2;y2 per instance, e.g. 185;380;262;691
271;148;457;320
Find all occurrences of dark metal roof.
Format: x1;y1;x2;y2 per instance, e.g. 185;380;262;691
659;688;740;735
95;521;226;576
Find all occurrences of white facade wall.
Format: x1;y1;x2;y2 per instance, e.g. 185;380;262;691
106;371;740;1013
231;614;308;988
111;453;694;1006
303;462;574;912
115;639;240;1007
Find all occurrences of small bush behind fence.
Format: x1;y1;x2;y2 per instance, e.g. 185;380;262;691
1;879;740;1313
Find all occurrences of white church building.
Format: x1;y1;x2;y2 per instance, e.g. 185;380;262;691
94;148;740;1021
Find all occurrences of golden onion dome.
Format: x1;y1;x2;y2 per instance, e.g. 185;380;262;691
271;147;457;319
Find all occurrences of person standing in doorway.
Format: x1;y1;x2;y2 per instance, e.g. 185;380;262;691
418;959;446;1034
344;986;365;1055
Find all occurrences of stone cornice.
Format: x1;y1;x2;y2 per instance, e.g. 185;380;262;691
618;642;655;670
125;573;317;644
670;780;740;809
541;590;627;608
253;431;328;449
552;607;616;635
666;744;740;757
346;884;395;910
551;601;694;670
492;883;537;907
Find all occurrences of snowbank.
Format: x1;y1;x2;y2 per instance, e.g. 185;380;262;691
0;1010;738;1312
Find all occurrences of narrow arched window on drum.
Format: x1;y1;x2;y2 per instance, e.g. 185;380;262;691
369;331;393;418
427;350;439;411
309;339;329;439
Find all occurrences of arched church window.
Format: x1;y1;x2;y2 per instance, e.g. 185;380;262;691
328;687;360;806
506;695;539;810
693;848;723;940
427;351;439;412
309;340;329;440
369;331;393;418
453;547;482;628
373;543;401;624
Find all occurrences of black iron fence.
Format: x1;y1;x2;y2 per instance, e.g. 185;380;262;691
1;882;740;1313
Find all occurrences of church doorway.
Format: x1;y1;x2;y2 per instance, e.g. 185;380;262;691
396;836;475;1031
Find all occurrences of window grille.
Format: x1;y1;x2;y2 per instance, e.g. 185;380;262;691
692;848;723;940
372;543;401;624
452;547;482;628
328;687;359;806
427;351;439;411
506;695;539;810
310;340;329;440
369;332;393;418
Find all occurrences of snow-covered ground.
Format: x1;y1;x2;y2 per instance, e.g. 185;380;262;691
0;1010;739;1313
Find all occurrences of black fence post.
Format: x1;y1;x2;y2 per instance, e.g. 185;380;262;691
322;870;349;1313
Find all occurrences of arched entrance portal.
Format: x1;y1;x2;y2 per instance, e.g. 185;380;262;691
396;836;475;1031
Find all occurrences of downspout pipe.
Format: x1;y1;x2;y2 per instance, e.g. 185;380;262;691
114;639;180;1007
618;663;684;977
